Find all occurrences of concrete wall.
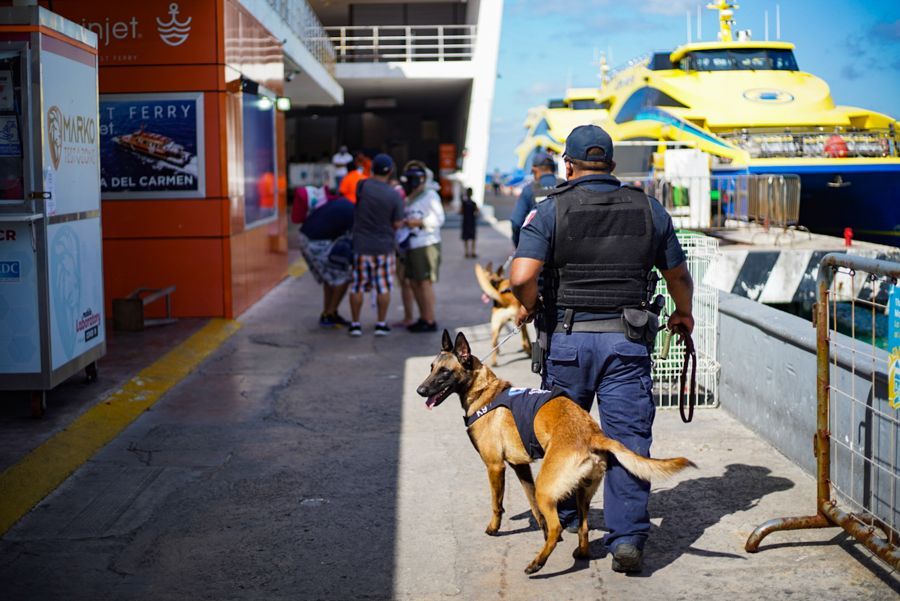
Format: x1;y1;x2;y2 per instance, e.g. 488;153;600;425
718;291;898;526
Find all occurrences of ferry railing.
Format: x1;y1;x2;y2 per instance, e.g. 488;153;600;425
718;129;900;159
266;0;337;73
746;253;900;570
620;174;803;235
319;25;477;62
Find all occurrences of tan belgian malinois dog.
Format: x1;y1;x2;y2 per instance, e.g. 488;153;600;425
416;330;696;574
474;262;532;366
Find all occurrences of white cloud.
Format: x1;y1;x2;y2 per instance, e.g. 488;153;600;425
642;0;703;16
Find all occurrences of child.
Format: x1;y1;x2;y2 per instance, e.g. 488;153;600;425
460;187;479;258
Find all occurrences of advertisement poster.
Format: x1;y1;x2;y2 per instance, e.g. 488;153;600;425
99;92;205;199
48;218;105;371
0;222;40;374
42;49;100;215
0;115;20;157
889;285;900;409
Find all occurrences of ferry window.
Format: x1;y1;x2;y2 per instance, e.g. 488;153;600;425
242;92;277;226
547;99;566;109
569;99;605;110
615;87;688;124
684;49;798;71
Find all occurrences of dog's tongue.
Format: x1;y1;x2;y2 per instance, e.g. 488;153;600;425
425;395;438;410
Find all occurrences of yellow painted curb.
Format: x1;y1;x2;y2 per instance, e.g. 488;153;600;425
288;257;308;279
0;318;241;536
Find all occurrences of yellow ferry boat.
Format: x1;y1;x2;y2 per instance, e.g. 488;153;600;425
516;1;900;245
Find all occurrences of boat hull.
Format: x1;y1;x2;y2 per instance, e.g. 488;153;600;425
748;164;900;247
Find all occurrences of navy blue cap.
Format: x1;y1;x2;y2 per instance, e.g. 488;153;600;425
564;125;614;162
372;153;394;175
532;151;556;168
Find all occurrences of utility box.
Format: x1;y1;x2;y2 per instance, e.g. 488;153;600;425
0;7;104;415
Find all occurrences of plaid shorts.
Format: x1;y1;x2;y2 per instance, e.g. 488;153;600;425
351;253;395;295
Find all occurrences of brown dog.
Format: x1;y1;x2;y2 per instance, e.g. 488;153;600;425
416;330;696;574
474;262;532;366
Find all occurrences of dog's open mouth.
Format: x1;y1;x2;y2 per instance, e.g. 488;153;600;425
425;386;453;410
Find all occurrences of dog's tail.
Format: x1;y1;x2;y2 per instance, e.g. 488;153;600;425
474;264;503;303
591;434;696;481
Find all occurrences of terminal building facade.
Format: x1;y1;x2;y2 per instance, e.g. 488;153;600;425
21;0;502;318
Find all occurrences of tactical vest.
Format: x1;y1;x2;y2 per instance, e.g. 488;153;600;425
552;184;655;312
531;177;565;204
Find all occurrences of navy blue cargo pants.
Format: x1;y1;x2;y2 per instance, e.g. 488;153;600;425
542;330;655;552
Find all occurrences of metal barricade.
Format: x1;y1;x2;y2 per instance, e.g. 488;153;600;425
747;174;801;228
746;253;900;569
651;232;720;409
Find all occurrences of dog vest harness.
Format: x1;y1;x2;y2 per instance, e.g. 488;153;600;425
464;387;562;459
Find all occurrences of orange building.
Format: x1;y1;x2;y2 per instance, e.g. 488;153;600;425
36;0;290;318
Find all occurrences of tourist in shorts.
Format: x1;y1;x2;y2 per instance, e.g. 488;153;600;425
291;185;354;327
400;162;445;333
348;153;405;337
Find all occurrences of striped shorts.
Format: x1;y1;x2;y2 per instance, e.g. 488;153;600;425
351;253;395;295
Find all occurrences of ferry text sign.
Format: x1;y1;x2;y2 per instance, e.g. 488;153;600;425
889;285;900;409
98;92;205;199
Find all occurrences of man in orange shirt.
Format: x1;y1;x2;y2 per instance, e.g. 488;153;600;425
339;159;368;204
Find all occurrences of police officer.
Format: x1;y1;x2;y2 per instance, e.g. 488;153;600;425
510;151;565;247
509;125;694;573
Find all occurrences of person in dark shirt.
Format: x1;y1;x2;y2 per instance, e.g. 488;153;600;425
291;186;355;328
510;151;564;247
460;187;479;258
348;153;405;337
510;125;695;573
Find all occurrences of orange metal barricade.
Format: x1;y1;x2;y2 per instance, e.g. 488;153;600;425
745;253;900;569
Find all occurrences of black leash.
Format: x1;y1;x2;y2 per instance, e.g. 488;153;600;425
660;325;697;423
678;331;697;423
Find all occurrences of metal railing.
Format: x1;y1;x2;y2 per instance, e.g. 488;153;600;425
652;232;720;410
620;174;803;233
746;253;900;570
719;129;900;159
266;0;336;72
318;25;477;62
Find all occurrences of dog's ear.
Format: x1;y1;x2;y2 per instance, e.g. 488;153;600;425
484;261;493;273
441;329;453;352
454;332;473;368
496;264;505;278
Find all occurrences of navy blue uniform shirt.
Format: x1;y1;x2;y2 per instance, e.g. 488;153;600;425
511;173;560;247
300;197;355;241
514;173;686;322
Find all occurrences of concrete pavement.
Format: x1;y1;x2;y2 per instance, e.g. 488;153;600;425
1;204;898;600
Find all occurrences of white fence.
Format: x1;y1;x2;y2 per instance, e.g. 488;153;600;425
265;0;336;71
318;25;477;62
652;233;720;410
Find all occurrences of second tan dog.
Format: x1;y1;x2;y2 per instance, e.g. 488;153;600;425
416;330;696;574
474;261;531;366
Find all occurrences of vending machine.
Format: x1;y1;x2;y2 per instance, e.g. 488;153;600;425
0;6;104;416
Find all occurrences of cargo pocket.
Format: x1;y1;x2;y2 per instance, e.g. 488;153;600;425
547;342;578;365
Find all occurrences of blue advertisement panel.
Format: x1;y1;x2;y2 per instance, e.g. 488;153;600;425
99;92;205;199
0;222;40;374
48;218;105;371
889;286;900;409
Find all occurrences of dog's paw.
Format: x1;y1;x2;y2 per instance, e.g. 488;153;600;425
572;547;591;560
524;561;544;575
485;525;500;536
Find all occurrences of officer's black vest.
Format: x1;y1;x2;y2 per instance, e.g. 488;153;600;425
531;177;565;204
551;184;654;312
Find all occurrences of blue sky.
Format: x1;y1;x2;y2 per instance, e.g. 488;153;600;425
487;0;900;171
